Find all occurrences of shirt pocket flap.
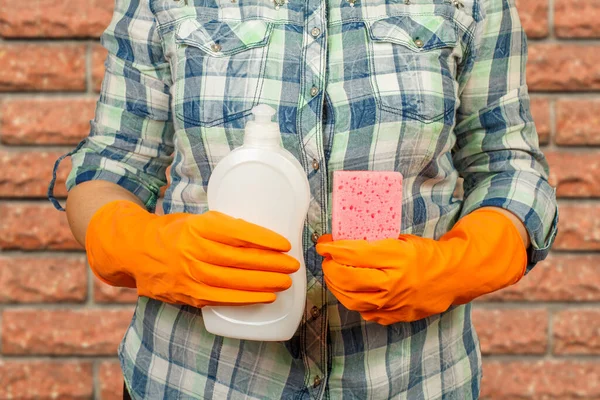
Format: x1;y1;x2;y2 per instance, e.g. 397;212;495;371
366;14;458;52
175;19;273;57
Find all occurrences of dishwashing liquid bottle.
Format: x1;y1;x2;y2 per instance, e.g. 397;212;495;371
202;104;311;341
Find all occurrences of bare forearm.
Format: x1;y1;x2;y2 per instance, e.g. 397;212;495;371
66;180;144;247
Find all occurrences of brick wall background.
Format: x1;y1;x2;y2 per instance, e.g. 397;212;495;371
0;0;598;398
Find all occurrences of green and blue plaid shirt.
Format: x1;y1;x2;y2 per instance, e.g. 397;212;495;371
49;0;558;397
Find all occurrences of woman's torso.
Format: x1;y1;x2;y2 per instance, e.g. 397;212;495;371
121;0;483;397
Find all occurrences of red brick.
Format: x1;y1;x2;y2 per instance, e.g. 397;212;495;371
0;255;87;303
0;203;81;250
481;361;600;399
556;99;600;146
0;361;93;400
99;361;124;400
546;151;600;197
0;0;113;38
0;98;95;145
555;0;600;38
0;150;71;197
553;204;600;250
530;97;551;145
92;44;108;92
515;0;548;38
527;44;600;91
2;309;133;355
0;44;86;92
553;309;600;355
95;279;139;304
472;309;548;354
480;254;600;302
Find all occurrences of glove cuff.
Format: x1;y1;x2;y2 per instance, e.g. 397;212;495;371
85;200;152;288
447;207;528;304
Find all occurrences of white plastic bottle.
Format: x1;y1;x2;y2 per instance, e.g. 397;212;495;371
203;104;311;341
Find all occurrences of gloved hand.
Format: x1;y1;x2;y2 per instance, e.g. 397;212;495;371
85;200;300;308
316;208;527;324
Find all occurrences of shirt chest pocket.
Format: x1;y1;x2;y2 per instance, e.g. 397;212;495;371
173;18;273;127
366;13;459;124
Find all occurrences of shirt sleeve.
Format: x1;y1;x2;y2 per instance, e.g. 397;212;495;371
48;0;174;213
453;0;559;272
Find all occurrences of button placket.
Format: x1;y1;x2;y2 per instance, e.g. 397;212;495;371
301;0;328;394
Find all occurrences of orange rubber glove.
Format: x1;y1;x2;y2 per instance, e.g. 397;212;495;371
316;208;527;324
85;200;300;308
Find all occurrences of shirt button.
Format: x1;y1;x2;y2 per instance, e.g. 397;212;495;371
414;38;424;48
310;306;321;319
311;232;320;244
211;43;222;52
312;159;320;170
311;27;321;38
310;86;319;97
313;375;322;388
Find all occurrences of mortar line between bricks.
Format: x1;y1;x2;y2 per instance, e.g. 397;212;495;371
0;92;98;99
0;249;85;255
0;250;87;256
548;0;556;40
86;263;96;307
548;97;557;150
0;355;121;362
0;251;86;258
0;38;102;43
528;91;600;96
474;302;600;309
86;40;94;95
530;93;600;99
0;145;79;152
93;360;101;400
519;37;600;44
481;354;600;362
520;146;600;153
0;303;135;310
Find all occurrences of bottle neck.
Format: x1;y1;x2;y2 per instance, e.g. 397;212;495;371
244;121;281;148
244;134;281;148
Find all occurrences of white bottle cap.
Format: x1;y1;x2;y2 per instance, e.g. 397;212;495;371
244;104;281;146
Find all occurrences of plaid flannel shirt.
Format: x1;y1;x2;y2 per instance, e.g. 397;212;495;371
48;0;558;397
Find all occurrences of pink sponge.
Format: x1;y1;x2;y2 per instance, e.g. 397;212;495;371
332;171;403;241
